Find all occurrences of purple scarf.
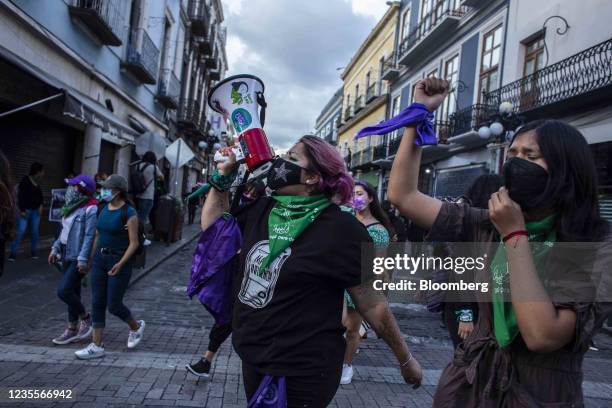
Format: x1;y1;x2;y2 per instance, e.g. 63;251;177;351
355;102;437;146
187;216;242;325
247;375;287;408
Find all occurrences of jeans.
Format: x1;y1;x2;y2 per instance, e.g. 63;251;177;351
91;249;133;329
10;209;40;258
137;198;154;226
56;257;86;325
242;361;342;408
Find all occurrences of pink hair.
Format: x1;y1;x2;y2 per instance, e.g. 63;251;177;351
299;135;354;205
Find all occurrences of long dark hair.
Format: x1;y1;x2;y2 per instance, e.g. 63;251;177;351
0;150;16;240
465;174;503;209
510;120;608;241
355;179;394;236
142;151;157;165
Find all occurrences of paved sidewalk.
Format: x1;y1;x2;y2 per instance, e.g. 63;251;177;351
1;235;612;407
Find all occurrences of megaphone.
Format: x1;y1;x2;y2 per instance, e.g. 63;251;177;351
209;74;275;177
187;74;275;201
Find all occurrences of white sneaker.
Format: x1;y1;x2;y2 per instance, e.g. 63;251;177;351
127;320;145;349
340;363;353;385
143;239;152;246
75;343;105;360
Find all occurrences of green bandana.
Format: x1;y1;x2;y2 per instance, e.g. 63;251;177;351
60;197;88;217
491;214;557;348
259;194;331;276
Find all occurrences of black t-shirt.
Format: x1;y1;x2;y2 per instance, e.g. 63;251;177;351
231;197;372;376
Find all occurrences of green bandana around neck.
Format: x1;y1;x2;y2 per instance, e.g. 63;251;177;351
258;194;331;276
491;214;557;348
60;197;89;217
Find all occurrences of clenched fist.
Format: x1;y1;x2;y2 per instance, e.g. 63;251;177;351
413;78;451;113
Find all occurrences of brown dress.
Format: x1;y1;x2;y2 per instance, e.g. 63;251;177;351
429;202;612;407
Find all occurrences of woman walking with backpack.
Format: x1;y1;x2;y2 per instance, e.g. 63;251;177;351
49;175;98;345
75;174;145;359
133;151;164;228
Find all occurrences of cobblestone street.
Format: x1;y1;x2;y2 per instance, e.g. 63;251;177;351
1;241;612;407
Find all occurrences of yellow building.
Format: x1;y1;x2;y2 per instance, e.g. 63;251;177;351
338;2;400;187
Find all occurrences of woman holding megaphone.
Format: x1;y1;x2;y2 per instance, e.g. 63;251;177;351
388;77;611;406
200;136;422;406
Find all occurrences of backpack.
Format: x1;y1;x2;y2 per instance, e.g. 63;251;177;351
129;162;152;195
121;205;146;255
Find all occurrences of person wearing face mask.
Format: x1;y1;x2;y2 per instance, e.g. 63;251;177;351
48;175;98;345
341;179;393;385
388;77;611;406
74;175;145;360
200;136;423;407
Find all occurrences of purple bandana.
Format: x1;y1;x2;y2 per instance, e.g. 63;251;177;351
247;375;287;408
355;102;437;146
187;216;242;325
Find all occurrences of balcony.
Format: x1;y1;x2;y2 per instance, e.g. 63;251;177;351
122;28;160;84
68;0;124;46
366;84;378;103
189;0;210;36
373;142;387;161
388;134;402;156
344;106;353;121
350;147;374;169
204;47;218;69
462;0;487;7
354;95;364;113
483;38;612;119
194;24;216;55
178;98;201;131
209;68;221;81
381;52;400;81
398;0;468;65
156;69;180;109
446;104;495;145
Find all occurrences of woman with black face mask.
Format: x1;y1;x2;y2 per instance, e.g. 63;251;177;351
388;78;611;407
200;136;423;406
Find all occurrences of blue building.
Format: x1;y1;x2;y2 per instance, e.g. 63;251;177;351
0;0;227;236
314;86;343;147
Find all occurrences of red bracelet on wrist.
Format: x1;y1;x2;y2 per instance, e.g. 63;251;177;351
502;230;528;243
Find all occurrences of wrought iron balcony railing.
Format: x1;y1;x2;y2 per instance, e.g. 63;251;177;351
68;0;124;45
398;0;468;64
381;52;400;81
189;0;210;36
122;28;160;84
157;69;180;109
366;84;378;103
209;68;221;81
388;134;402;156
350;147;374;168
178;98;201;130
354;95;364;113
204;46;218;69
483;38;612;115
448;104;495;138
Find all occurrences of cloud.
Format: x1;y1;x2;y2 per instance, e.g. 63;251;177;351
221;0;387;150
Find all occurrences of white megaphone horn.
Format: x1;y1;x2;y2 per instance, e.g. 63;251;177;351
208;74;275;178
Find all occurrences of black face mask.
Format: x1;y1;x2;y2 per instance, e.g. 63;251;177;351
266;157;304;191
503;157;550;211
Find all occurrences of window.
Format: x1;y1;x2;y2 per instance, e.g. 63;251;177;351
174;22;185;79
523;33;545;77
355;84;359;98
332;117;338;141
391;95;401;140
365;71;371;91
427;68;438;78
401;8;411;40
326;123;331;137
440;54;459;121
479;25;503;101
345;94;351;117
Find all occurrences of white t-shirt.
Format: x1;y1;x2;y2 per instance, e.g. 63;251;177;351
136;162;163;200
60;205;97;245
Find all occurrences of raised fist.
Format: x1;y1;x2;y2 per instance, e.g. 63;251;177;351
413;78;451;113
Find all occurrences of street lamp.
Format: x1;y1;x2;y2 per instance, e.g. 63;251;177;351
478;101;523;143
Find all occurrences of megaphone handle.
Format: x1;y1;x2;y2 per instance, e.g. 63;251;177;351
256;92;267;128
230;170;251;214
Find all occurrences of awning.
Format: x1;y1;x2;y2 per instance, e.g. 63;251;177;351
0;43;138;142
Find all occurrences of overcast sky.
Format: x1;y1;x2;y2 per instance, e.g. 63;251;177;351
221;0;389;152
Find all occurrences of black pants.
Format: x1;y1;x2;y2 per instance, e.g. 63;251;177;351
242;361;341;408
0;238;5;278
208;323;232;353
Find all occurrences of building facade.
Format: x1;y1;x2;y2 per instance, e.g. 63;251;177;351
337;1;400;188
314;87;343;146
0;0;227;236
